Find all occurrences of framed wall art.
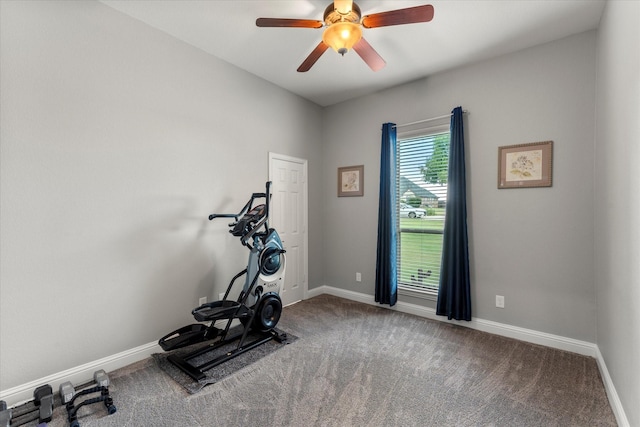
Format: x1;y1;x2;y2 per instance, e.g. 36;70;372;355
498;141;553;189
338;165;364;197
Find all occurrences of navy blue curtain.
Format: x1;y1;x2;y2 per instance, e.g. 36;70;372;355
375;123;398;306
436;107;471;321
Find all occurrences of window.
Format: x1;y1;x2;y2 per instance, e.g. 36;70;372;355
397;125;450;297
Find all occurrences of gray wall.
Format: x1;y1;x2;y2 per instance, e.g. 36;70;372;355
595;1;640;425
0;0;323;390
1;1;637;421
321;31;598;342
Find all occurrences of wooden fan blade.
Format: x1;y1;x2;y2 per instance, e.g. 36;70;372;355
361;4;434;29
297;42;330;72
256;18;323;28
353;38;386;71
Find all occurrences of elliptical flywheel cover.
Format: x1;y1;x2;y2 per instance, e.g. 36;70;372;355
260;247;282;276
259;244;285;284
255;293;282;332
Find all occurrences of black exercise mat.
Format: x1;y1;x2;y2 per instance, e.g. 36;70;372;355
152;327;297;394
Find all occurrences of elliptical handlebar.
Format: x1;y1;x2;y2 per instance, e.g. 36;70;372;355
208;213;237;221
208;182;272;247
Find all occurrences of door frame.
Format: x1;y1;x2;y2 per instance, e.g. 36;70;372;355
268;152;309;303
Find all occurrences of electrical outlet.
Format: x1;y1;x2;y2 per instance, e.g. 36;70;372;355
496;295;505;308
356;272;362;282
219;292;225;301
199;296;207;306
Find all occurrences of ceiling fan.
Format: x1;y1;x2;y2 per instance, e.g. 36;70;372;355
256;1;434;72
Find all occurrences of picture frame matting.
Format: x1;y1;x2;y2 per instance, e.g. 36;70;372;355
338;165;364;197
498;141;553;189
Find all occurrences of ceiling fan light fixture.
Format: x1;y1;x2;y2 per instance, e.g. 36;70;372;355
322;22;362;56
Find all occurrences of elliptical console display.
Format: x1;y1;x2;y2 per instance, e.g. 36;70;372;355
159;181;287;380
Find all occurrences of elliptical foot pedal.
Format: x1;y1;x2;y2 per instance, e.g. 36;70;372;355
192;300;247;322
159;324;210;351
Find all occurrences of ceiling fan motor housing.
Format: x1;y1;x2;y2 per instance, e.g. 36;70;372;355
323;2;361;25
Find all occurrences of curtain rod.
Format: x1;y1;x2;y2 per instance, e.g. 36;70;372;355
393;110;468;128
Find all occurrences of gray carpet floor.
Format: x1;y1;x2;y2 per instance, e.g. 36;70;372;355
42;294;616;426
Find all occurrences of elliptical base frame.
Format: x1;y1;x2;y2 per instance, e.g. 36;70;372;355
167;326;287;381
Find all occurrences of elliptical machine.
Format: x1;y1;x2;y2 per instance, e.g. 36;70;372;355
159;181;287;381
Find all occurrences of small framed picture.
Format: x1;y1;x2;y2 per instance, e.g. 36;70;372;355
338;165;364;197
498;141;553;189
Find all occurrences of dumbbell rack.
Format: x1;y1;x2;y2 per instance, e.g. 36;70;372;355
59;370;117;427
1;370;116;427
0;384;53;427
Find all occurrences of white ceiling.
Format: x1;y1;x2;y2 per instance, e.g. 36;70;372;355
99;0;605;107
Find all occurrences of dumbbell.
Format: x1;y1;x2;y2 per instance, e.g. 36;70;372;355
93;370;109;388
59;370;111;405
0;401;11;427
59;381;75;405
60;370;116;427
3;385;53;427
33;384;54;424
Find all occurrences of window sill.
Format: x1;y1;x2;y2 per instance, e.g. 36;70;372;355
398;285;438;301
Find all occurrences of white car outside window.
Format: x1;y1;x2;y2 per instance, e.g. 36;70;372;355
400;203;426;218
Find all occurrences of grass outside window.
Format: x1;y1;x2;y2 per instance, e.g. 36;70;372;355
398;217;444;292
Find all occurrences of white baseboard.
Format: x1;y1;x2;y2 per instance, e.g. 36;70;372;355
309;285;629;426
595;347;631;427
0;341;162;406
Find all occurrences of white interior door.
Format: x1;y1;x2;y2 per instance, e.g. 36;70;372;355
268;153;307;306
